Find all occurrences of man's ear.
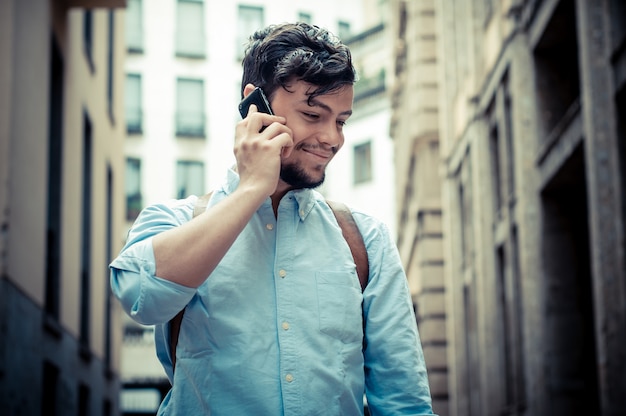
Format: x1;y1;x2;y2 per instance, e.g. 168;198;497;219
242;83;257;98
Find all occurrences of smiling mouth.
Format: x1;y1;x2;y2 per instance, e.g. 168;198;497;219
297;143;337;160
303;148;332;160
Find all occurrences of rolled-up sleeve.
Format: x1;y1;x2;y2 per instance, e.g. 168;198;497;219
110;197;199;325
356;213;436;415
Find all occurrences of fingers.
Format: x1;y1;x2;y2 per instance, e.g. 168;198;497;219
233;106;293;196
245;104;285;134
235;110;292;155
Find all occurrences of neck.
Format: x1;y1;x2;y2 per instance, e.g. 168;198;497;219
270;184;291;218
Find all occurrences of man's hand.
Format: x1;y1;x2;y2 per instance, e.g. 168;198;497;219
234;103;293;197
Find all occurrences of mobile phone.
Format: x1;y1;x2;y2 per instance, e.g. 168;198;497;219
238;87;274;118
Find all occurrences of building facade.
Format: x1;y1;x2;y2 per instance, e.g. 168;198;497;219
389;0;448;414
0;1;127;415
391;0;626;415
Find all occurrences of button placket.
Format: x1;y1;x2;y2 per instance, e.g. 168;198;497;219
274;198;300;403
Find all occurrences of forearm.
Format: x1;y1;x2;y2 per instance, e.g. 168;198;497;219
153;185;266;287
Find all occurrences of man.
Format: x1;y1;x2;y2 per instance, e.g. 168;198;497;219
111;22;436;415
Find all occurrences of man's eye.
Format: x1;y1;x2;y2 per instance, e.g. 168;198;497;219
337;120;347;127
303;112;319;119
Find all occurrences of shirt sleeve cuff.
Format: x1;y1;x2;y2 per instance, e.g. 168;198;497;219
110;238;197;325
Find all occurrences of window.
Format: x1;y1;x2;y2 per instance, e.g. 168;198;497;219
177;161;205;198
78;384;90;416
104;167;113;373
80;111;93;356
107;12;115;121
489;122;502;217
176;78;205;137
84;10;94;70
353;141;372;184
42;361;59;416
121;388;161;414
126;0;143;52
610;0;626;51
126;158;142;221
176;0;205;57
237;5;264;58
459;152;474;268
298;11;312;24
483;0;494;25
533;0;579;141
46;37;64;320
337;20;351;41
354;68;385;101
125;74;142;134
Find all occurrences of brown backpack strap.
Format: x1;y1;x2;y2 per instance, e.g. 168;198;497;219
169;192;213;373
326;200;369;292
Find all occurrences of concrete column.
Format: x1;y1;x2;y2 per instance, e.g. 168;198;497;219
576;0;626;413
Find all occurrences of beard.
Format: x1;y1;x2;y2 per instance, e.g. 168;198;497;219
280;162;325;189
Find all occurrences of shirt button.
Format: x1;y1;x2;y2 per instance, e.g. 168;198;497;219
282;322;290;330
279;269;287;278
266;223;274;230
299;209;305;217
285;374;294;382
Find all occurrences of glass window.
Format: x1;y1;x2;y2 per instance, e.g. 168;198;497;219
107;12;115;119
84;10;94;70
177;161;205;198
126;0;143;52
237;5;264;58
125;74;142;134
337;20;351;41
176;0;205;57
354;141;373;184
176;78;205;137
298;11;312;24
126;158;142;221
120;388;161;413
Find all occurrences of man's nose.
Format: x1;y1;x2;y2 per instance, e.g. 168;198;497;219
318;123;343;149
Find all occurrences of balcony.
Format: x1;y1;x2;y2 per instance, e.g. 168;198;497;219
354;69;386;102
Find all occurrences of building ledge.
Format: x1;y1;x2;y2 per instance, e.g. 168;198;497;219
64;0;126;8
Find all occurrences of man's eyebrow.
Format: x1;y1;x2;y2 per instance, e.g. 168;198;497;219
304;97;353;117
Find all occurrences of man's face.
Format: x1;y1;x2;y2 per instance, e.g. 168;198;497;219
269;80;354;190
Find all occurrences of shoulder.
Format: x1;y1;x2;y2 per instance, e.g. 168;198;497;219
351;209;391;246
127;196;197;239
324;201;393;253
139;195;197;222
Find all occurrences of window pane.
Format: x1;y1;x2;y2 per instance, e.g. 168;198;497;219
176;78;205;137
176;0;205;57
354;141;372;184
337;20;351;41
125;74;142;133
126;158;142;220
237;5;264;58
298;12;312;24
121;388;161;413
177;161;205;198
84;10;94;66
126;0;143;52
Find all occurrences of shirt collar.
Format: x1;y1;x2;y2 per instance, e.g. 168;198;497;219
222;167;322;221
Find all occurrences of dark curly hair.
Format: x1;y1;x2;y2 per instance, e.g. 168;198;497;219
241;22;357;103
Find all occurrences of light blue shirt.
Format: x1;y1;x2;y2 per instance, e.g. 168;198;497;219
111;169;435;416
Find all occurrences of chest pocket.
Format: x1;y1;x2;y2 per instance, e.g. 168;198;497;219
316;271;363;344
